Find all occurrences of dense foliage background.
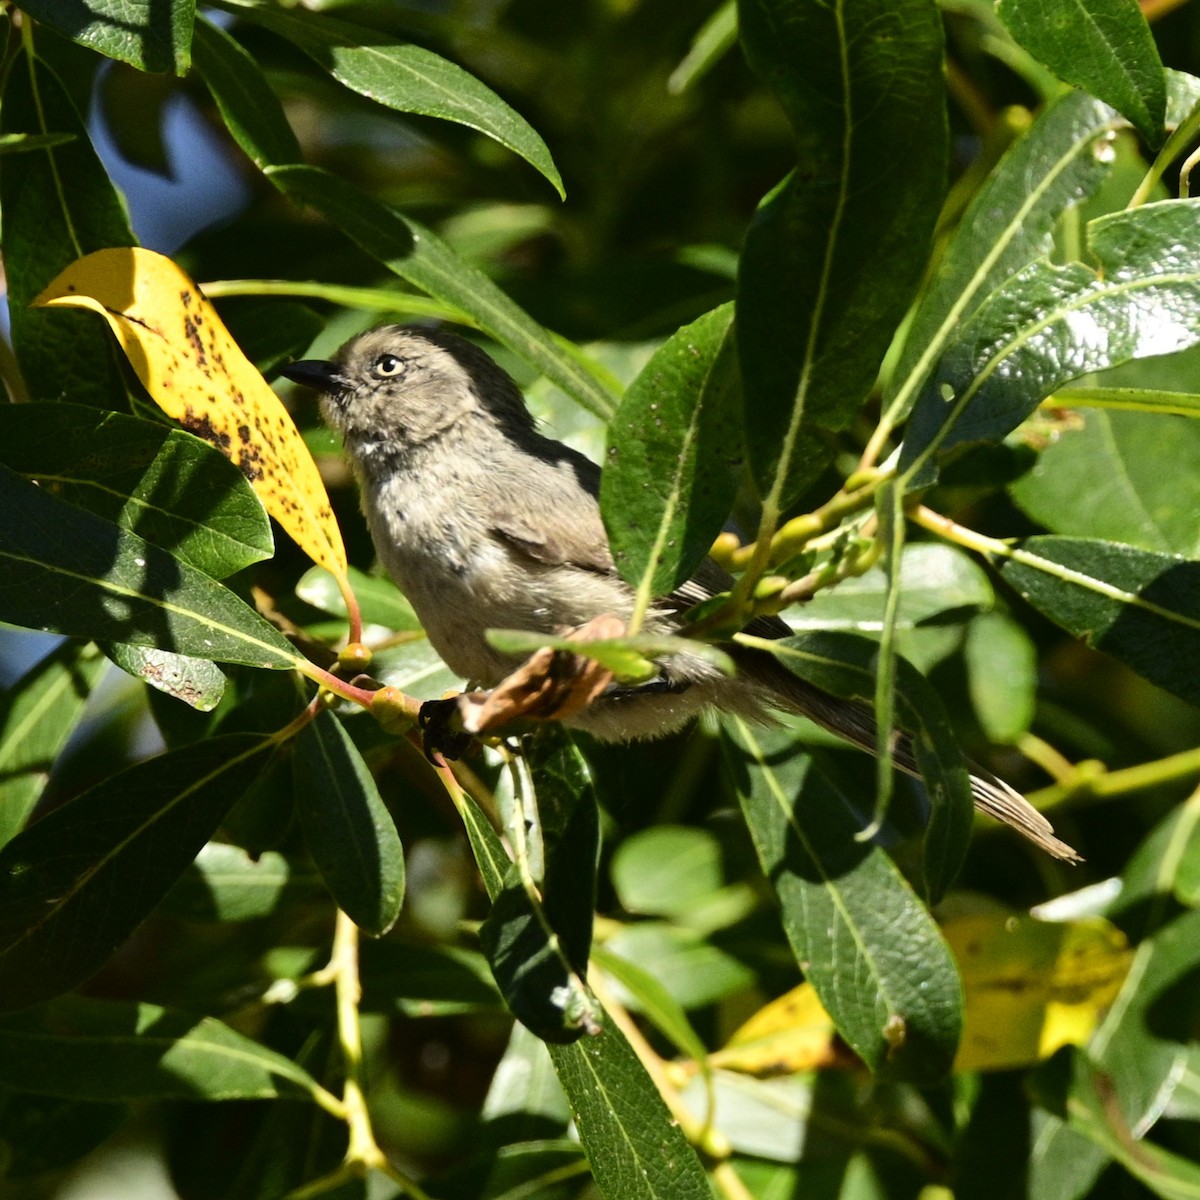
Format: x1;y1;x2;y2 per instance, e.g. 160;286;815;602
3;0;1200;1197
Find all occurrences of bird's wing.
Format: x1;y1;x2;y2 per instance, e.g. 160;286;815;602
488;442;615;575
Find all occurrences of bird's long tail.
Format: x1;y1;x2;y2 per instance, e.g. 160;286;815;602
744;650;1081;863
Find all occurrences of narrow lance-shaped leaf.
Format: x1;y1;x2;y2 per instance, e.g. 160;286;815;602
17;0;194;73
743;630;976;899
35;248;349;585
104;643;226;713
999;536;1200;710
0;997;322;1101
212;0;563;197
458;757;710;1196
601;303;744;596
996;0;1165;146
884;91;1124;424
0;464;301;671
901;200;1200;486
0;643;107;850
190;21;618;420
292;710;405;937
0;402;273;579
0;734;274;1012
723;721;963;1083
480;730;600;1043
267;165;619;421
0;54;135;408
736;0;946;504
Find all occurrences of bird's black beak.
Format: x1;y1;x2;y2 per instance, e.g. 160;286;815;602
280;359;345;392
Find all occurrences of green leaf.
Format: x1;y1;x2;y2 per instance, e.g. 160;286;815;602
0;997;321;1100
601;304;743;595
785;543;994;634
723;723;962;1083
1011;408;1200;557
213;0;563;198
458;769;709;1194
0;53;135;408
104;643;226;712
19;0;193;73
747;631;975;900
0;403;273;577
0;642;106;850
0;1090;125;1179
964;611;1038;743
480;730;600;1043
547;1029;712;1200
886;91;1124;425
267;164;618;420
190;16;302;169
901;200;1200;485
736;0;946;504
0;734;273;1011
359;942;502;1016
999;536;1200;708
610;826;723;919
160;843;319;922
292;710;405;936
296;565;420;632
996;0;1165;146
0;464;300;670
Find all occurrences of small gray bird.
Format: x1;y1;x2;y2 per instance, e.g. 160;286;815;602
283;325;1078;862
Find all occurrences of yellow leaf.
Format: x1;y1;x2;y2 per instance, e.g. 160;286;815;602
946;912;1132;1073
712;983;846;1074
34;248;348;582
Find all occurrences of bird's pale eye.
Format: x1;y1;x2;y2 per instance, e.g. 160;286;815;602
372;353;405;378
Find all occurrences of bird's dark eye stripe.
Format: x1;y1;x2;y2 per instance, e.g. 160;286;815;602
373;353;405;377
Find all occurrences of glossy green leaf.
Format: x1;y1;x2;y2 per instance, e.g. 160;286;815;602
19;0;192;73
0;642;106;850
996;0;1165;145
999;536;1200;708
214;0;563;198
0;464;300;670
964;611;1038;743
267;164;618;420
723;724;962;1082
0;997;320;1100
292;710;404;936
547;1029;712;1200
886;92;1123;424
736;0;945;503
610;826;723;918
105;643;226;711
784;543;994;634
591;943;711;1070
190;16;302;169
1052;385;1200;417
458;763;709;1195
160;843;319;922
0;734;272;1011
901;200;1200;485
0;54;134;408
296;565;420;631
601;922;754;1009
1011;409;1200;557
747;631;975;899
480;731;600;1043
0;403;273;577
601;304;742;594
